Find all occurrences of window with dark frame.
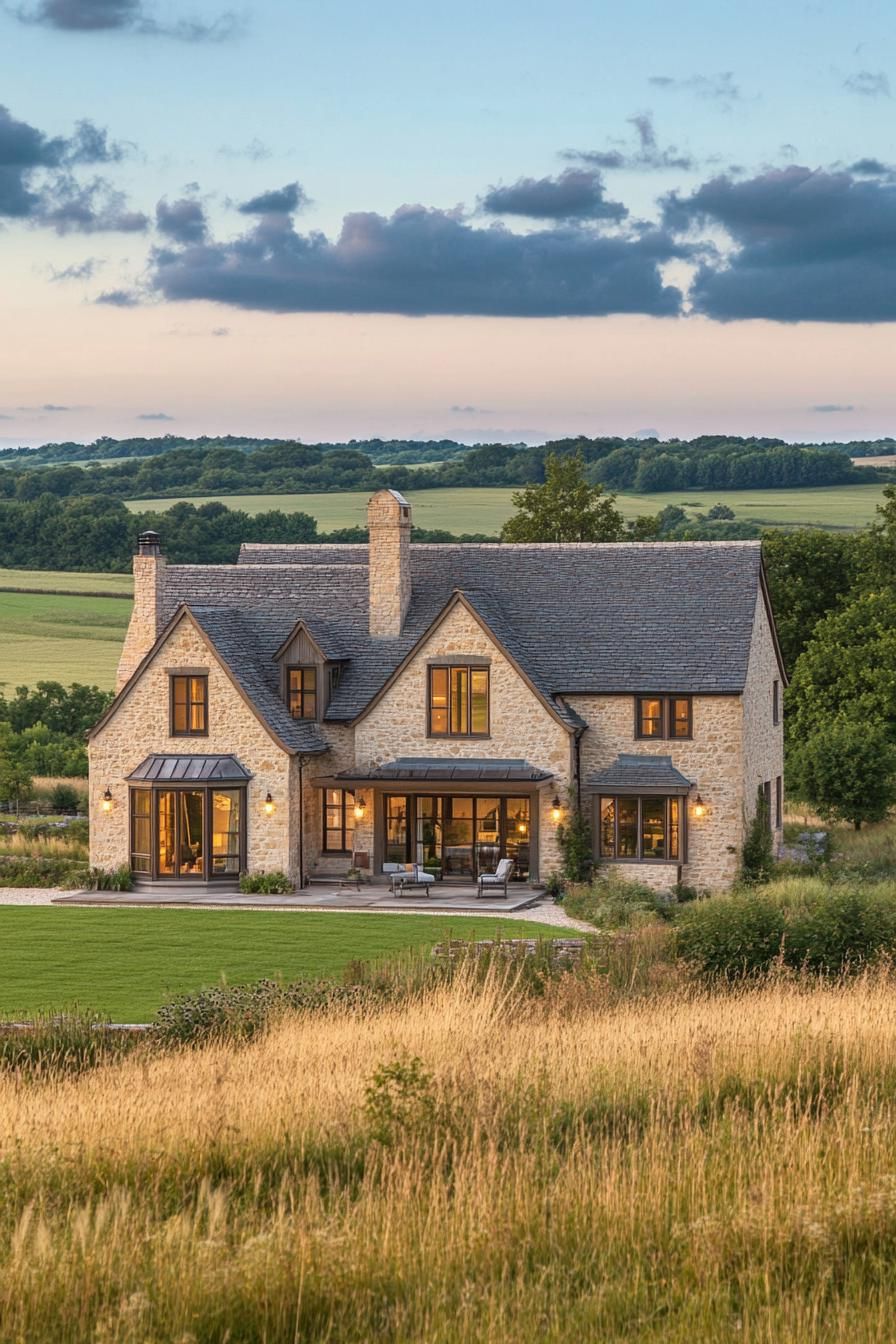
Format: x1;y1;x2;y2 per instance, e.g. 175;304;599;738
428;665;490;737
288;666;318;719
635;696;691;740
323;788;355;853
170;675;207;736
763;779;773;831
775;775;782;829
773;679;780;726
599;796;682;861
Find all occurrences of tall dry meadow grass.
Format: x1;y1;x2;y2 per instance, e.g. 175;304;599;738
3;965;896;1341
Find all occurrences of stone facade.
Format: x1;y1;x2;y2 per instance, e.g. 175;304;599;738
368;489;411;637
352;600;573;878
90;614;295;877
741;588;786;849
116;539;165;692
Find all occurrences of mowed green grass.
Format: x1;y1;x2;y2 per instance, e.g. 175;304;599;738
0;589;131;691
126;482;889;533
0;907;562;1022
0;566;133;595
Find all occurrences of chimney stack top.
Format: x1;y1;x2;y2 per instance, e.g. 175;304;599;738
137;530;162;556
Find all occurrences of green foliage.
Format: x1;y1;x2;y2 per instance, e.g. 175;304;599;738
556;803;593;882
761;529;866;671
675;877;896;978
790;716;896;829
741;786;774;884
0;681;113;736
238;870;295;894
0;756;32;809
83;865;134;892
500;452;626;542
47;783;83;812
564;870;672;928
707;502;735;519
0;853;86;887
365;1056;437;1144
153;978;371;1045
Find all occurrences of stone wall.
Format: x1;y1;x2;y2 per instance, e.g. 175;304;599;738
90;614;294;877
741;589;786;851
353;602;573;877
570;693;745;891
116;550;166;692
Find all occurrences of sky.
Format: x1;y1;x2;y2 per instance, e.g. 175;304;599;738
1;0;896;447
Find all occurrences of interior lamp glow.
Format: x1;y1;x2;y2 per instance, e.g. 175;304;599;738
264;792;275;815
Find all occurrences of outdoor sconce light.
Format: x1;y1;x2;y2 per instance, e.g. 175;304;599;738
264;792;275;815
693;794;707;819
102;787;113;812
550;795;563;824
353;796;367;821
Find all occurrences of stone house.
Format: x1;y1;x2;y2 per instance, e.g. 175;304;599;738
88;489;786;892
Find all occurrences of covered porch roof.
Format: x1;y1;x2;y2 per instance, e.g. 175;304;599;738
321;757;554;788
126;754;253;784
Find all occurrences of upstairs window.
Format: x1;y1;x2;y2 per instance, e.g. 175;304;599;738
428;665;489;737
288;666;317;719
170;675;207;736
635;696;691;740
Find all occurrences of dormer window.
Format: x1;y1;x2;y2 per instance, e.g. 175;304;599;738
288;666;317;719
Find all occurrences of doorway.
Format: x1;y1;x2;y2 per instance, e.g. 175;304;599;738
386;794;531;880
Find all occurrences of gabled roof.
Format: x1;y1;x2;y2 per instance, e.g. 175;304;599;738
150;540;772;728
586;753;694;794
272;617;346;663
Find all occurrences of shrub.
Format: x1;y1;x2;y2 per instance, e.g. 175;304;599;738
741;785;774;884
674;890;786;978
564;870;672;929
47;783;82;813
153;978;373;1045
556;804;593;883
238;870;294;895
543;871;565;901
0;854;87;888
789;716;896;830
83;864;133;892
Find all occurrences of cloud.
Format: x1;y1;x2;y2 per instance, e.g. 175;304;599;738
211;325;229;335
42;403;70;411
663;164;896;321
217;138;270;161
0;103;145;231
237;181;308;215
564;112;696;172
137;411;174;420
844;70;890;97
850;157;893;176
156;195;207;244
649;72;743;108
94;287;140;306
450;405;491;414
0;414;15;421
480;168;627;221
811;403;855;412
49;257;103;281
14;0;243;40
148;205;685;317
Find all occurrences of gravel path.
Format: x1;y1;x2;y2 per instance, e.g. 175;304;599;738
0;887;593;930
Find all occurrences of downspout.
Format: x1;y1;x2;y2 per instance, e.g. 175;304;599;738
298;755;306;889
573;729;583;812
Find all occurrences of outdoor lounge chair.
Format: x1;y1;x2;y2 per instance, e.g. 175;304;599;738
477;857;515;899
383;862;436;896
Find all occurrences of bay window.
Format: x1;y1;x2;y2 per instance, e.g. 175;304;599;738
599;795;682;862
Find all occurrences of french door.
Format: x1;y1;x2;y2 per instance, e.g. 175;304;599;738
386;794;531;879
130;787;245;880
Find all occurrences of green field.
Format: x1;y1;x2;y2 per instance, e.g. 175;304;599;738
0;589;131;691
0;907;561;1021
0;566;133;595
126;482;889;533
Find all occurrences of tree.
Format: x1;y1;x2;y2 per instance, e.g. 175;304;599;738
762;530;865;672
790;717;896;829
707;503;735;520
500;452;626;543
741;786;774;883
0;757;32;815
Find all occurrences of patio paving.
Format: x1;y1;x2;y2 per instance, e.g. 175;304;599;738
51;882;543;914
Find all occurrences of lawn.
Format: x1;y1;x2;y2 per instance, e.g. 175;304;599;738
0;907;562;1022
0;590;131;691
126;481;889;533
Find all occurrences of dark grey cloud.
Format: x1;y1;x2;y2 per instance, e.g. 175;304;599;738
14;0;242;40
664;164;896;321
95;287;140;306
49;256;102;281
649;72;742;107
156;195;207;244
237;181;307;215
850;157;893;176
149;205;685;317
564;113;696;172
844;70;890;97
0;104;144;231
811;403;855;412
137;411;174;420
480;168;627;221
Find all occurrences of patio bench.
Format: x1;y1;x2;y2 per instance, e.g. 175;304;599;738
383;862;436;896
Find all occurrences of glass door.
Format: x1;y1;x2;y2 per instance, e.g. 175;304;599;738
475;797;501;876
385;795;409;864
442;797;474;877
415;796;443;873
156;789;205;879
504;797;530;880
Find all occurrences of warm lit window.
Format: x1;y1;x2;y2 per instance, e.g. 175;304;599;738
599;796;681;861
288;666;317;719
428;665;489;736
324;788;355;852
635;696;691;740
170;675;207;735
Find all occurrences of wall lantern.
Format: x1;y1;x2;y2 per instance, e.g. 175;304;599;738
353;796;367;821
693;794;707;819
102;787;113;813
550;795;563;824
264;792;275;816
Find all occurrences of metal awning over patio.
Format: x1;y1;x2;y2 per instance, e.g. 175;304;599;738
585;754;693;795
126;754;253;784
324;757;553;786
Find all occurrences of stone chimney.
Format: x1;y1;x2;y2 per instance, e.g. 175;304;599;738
368;489;411;637
116;531;167;692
